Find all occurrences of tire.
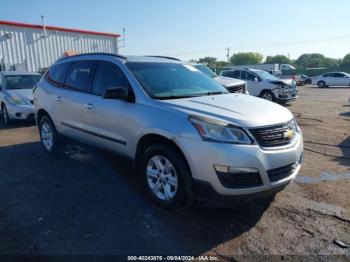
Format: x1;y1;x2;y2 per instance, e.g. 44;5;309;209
317;81;326;88
38;115;60;155
141;143;193;210
260;90;275;102
2;104;11;126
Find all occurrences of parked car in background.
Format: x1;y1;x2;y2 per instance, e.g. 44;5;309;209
192;64;248;94
312;72;350;87
0;71;41;125
34;53;303;209
295;74;312;86
220;69;298;103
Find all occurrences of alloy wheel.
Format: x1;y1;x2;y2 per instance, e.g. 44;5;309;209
41;122;54;151
146;155;178;201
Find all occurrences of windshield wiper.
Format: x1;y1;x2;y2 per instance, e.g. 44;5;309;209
206;91;227;95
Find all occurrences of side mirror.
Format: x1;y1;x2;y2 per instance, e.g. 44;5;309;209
103;87;129;100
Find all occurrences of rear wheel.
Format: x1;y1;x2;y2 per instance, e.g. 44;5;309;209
39;115;60;155
260;90;275;102
317;81;326;88
141;144;193;210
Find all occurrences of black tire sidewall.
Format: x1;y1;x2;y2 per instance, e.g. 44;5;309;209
39;115;59;154
141;144;192;210
2;105;10;126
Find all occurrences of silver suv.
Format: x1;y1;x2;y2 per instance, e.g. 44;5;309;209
34;53;303;209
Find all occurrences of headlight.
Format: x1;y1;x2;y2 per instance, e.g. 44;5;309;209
8;95;27;105
291;118;300;133
189;116;253;144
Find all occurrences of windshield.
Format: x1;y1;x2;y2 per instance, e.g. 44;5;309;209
193;64;217;78
253;70;279;81
5;75;41;90
126;62;227;99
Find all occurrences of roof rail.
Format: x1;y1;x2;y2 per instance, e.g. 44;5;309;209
58;52;127;61
145;56;181;61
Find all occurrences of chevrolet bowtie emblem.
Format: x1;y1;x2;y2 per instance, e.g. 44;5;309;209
283;129;294;139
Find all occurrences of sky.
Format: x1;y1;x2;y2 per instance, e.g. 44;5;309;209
0;0;349;61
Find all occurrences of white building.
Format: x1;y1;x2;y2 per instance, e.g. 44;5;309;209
0;20;120;72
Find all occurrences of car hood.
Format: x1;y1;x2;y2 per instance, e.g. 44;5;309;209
214;76;245;87
6;89;33;101
269;79;296;87
161;93;293;128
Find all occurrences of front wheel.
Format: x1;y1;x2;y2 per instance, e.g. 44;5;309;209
2;105;11;126
141;144;193;210
260;90;275;102
39;115;60;155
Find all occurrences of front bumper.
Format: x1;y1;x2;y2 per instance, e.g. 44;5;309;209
6;103;35;120
175;133;303;197
277;89;298;101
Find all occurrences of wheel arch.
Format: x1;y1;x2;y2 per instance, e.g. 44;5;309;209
135;133;191;175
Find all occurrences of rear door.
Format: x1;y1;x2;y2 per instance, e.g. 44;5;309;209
81;60;135;156
58;60;97;140
333;73;349;86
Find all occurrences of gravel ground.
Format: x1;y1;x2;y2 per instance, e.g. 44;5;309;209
0;85;349;259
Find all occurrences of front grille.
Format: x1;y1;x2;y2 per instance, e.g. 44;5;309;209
249;121;295;147
216;171;263;189
227;84;246;93
267;163;298;182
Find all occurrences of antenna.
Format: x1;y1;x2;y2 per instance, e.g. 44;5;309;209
41;15;47;38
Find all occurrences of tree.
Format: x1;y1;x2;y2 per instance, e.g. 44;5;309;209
265;55;290;64
197;57;217;68
215;60;229;68
230;52;263;65
342;53;350;67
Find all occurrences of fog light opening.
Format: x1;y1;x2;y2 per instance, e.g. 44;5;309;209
214;165;258;174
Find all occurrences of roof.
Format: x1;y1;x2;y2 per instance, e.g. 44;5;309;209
0;71;41;76
0;20;120;38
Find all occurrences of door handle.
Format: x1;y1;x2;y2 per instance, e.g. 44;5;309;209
84;103;95;110
55;96;61;102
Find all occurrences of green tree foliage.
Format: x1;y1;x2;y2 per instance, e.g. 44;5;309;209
295;53;340;69
342;53;350;66
230;52;264;65
265;55;291;64
197;57;217;68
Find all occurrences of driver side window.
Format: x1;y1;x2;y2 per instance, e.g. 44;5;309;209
92;61;130;96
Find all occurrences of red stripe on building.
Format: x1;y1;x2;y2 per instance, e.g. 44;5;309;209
0;20;120;38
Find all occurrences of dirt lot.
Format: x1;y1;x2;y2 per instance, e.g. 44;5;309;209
0;85;349;259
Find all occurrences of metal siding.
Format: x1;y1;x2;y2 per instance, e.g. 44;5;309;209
0;25;118;72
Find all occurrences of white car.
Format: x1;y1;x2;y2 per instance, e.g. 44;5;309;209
0;71;41;125
221;69;298;103
192;64;248;94
312;72;350;88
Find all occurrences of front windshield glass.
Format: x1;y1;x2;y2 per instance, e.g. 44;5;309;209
193;64;217;78
253;70;279;81
5;75;41;90
126;62;227;99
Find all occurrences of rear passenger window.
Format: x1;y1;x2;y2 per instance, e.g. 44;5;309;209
92;61;129;96
47;62;71;86
64;61;96;92
241;71;256;81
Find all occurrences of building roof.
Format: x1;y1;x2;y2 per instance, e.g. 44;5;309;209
0;20;120;38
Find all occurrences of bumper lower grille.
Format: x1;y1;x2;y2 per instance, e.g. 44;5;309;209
267;163;297;182
249;121;295;147
216;171;263;189
227;84;246;93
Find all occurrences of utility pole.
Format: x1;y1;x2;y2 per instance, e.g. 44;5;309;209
117;26;126;53
226;47;231;63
